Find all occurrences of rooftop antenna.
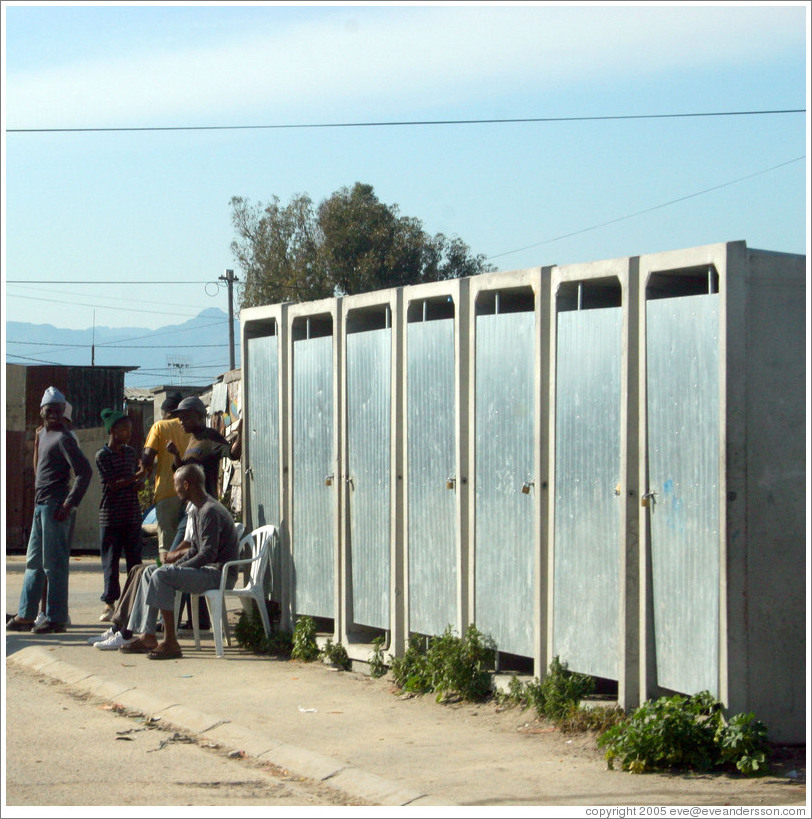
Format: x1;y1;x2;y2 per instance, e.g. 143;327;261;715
166;354;191;386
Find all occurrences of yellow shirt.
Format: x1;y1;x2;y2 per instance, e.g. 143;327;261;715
144;418;190;503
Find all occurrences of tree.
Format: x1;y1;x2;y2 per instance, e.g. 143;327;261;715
231;183;494;309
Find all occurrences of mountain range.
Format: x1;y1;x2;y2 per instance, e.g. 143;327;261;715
5;307;241;389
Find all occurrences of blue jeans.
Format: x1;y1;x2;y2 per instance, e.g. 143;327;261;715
99;522;142;604
18;502;74;624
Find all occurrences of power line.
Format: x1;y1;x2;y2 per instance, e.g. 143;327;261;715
7;340;230;349
6;291;213;319
5;108;804;134
6;279;219;284
487;154;806;261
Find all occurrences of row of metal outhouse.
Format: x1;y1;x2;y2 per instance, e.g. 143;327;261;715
239;240;805;743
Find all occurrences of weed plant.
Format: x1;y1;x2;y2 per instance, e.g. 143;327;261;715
291;615;320;662
390;624;496;702
320;637;351;670
498;656;597;724
557;703;628;734
369;635;388;678
233;609;293;656
597;691;769;775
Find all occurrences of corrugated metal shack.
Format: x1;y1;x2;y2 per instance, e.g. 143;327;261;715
6;363;136;552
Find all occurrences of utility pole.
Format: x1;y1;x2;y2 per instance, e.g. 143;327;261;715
91;310;96;366
219;268;239;371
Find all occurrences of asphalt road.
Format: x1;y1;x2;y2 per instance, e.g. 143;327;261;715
4;663;369;809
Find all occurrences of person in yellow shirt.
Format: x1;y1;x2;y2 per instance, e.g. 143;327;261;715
140;393;190;556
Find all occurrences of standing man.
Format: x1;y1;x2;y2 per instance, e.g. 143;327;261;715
8;387;93;633
95;409;146;622
167;395;242;500
141;392;189;560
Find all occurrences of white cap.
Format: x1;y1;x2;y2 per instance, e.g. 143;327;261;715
63;402;73;422
41;386;67;407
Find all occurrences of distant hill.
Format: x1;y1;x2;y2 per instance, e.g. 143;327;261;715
5;307;241;389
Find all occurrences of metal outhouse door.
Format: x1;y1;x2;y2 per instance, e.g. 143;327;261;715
407;303;457;636
346;313;392;630
246;331;281;529
292;325;335;619
245;330;281;600
645;273;720;696
553;282;622;679
474;293;535;658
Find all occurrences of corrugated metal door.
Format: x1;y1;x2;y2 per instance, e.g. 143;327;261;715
407;317;457;636
553;307;622;678
346;326;391;630
246;333;280;529
646;293;720;695
292;334;335;618
475;310;535;657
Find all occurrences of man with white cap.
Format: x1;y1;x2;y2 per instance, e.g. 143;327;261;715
7;387;93;633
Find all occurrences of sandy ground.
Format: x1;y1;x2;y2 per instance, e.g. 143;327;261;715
5;553;808;808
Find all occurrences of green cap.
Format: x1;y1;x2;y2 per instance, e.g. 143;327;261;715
101;408;128;433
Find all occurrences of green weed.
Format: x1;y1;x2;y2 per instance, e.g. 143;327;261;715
233;609;292;656
369;635;388;678
390;624;496;702
597;691;769;775
291;615;320;662
497;656;596;724
320;637;351;670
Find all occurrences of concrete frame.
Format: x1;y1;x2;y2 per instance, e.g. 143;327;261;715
338;288;404;660
239;240;805;742
400;277;471;639
547;256;640;710
636;241;805;743
285;297;344;642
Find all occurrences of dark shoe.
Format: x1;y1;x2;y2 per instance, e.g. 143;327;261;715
6;617;34;632
31;621;67;634
147;645;183;660
119;637;156;654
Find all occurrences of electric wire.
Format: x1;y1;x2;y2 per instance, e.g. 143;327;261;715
6;108;805;134
487;154;806;260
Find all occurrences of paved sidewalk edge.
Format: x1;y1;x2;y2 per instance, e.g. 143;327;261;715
7;646;457;807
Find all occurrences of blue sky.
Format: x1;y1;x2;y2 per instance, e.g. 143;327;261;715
2;2;808;355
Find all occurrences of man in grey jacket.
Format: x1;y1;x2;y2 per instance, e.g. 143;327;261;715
116;463;239;660
8;386;93;633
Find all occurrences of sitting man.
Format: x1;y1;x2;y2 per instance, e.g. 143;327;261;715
108;463;239;660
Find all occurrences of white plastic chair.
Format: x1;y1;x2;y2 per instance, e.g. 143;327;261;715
175;524;277;657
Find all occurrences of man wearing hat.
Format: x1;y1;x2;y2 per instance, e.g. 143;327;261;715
95;408;147;622
166;395;241;499
140;392;190;559
8;387;93;633
166;394;241;631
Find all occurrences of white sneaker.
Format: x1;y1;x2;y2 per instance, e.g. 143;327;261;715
88;627;116;645
95;631;135;651
33;612;47;628
99;604;114;622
